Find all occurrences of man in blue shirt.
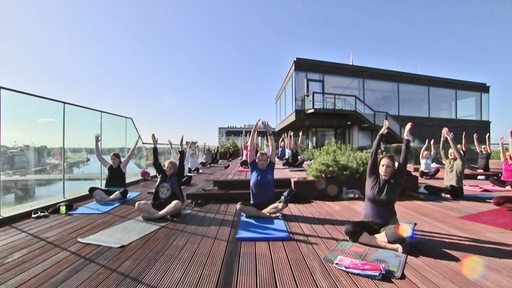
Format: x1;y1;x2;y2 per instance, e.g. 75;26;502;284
236;119;295;218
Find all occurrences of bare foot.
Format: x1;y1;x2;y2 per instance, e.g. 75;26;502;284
390;243;403;253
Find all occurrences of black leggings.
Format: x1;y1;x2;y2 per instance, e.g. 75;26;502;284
424;184;464;199
88;187;125;196
489;177;512;188
343;221;406;244
419;168;440;178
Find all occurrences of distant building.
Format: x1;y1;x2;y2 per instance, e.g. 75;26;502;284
274;58;490;149
218;125;275;149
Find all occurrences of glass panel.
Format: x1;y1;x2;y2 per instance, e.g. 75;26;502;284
429;87;455;118
315;128;335;147
1;90;64;215
325;93;335;109
482;93;489;121
399;84;428;117
296;72;307;109
324;74;363;99
306;72;323;80
64;105;101;198
335;128;346;144
125;119;142;182
308;80;323;109
97;113;127;188
457;90;480;120
285;77;294;114
280;91;285;120
364;79;398;114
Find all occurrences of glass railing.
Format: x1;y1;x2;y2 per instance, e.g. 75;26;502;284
0;87;169;217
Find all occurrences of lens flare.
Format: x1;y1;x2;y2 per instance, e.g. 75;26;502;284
397;223;414;238
460;255;485;280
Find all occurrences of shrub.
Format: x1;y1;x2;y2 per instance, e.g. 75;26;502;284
307;140;371;178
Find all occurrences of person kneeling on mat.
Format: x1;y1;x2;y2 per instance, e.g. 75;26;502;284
237;119;296;218
135;133;184;220
344;120;413;253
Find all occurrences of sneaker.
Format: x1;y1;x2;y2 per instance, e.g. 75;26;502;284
119;188;129;199
280;189;296;204
224;164;230;169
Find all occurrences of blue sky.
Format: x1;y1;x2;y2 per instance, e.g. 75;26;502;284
1;0;511;146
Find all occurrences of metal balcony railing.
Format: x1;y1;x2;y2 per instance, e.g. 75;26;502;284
303;92;402;137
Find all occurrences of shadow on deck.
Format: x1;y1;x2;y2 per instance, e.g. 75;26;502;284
0;160;511;287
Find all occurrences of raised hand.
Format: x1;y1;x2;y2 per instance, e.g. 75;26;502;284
380;119;389;134
403;122;412;139
151;134;158;146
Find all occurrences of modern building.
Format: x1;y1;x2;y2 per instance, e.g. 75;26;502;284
274;58;490;150
218;125;275;149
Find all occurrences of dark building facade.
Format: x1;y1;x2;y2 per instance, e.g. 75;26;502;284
275;58;490;149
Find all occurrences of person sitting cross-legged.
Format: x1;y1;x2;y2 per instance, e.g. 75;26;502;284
135;133;185;220
236;119;296;218
419;138;440;179
343;120;413;253
489;130;512;190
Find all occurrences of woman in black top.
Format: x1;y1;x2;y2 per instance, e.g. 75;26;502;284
135;134;184;220
88;134;139;202
344;120;412;253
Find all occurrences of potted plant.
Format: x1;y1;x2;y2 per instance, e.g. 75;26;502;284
307;140;370;199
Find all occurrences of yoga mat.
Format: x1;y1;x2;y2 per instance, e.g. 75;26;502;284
477;184;512;192
459;208;512;230
77;216;168;247
68;192;140;214
236;213;291;241
414;188;495;202
323;238;408;279
463;184;485;192
237;167;250;172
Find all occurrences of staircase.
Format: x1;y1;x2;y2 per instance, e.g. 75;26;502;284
304;92;403;140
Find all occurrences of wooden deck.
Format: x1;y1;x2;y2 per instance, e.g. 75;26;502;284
1;160;511;287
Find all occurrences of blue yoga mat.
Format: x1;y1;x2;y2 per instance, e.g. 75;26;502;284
236;213;291;241
68;192;140;214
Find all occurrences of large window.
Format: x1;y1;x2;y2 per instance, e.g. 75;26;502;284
364;79;398;114
482;93;489;121
308;80;323;109
457;90;481;120
275;75;294;123
430;87;456;118
285;76;294;117
399;83;428;117
324;75;363;99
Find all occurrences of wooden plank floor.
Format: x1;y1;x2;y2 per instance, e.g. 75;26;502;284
1;162;511;287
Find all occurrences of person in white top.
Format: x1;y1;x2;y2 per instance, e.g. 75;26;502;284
419;138;440;179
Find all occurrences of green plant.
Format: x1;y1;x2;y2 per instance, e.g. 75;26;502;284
219;140;239;154
307;140;371;178
300;144;316;161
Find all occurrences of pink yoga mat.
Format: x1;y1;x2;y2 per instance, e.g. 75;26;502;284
459;207;512;230
478;184;512;192
237;167;250;172
463;184;512;192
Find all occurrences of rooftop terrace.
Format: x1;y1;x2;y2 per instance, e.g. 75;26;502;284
1;161;511;287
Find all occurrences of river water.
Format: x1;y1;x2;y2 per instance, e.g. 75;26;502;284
1;155;148;208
